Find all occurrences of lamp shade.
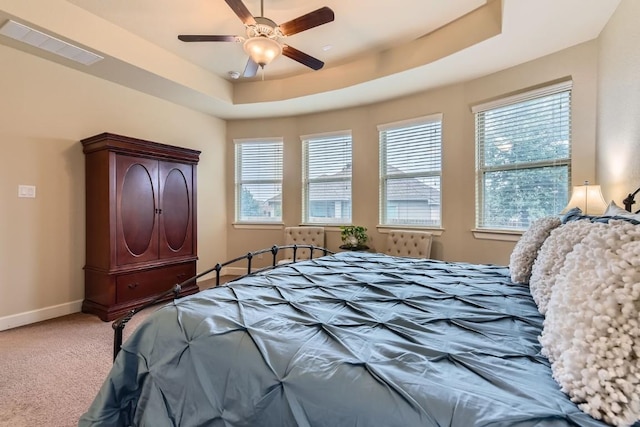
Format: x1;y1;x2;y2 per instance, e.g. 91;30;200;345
562;182;607;215
243;36;282;67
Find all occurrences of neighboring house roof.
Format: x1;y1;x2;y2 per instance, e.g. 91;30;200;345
386;178;440;203
265;163;441;204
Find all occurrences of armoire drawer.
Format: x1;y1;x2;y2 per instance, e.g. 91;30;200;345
115;263;196;304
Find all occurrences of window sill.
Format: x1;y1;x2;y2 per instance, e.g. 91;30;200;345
376;225;444;237
233;222;284;230
300;224;349;231
472;229;522;242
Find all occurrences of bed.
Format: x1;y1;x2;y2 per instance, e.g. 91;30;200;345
80;206;640;426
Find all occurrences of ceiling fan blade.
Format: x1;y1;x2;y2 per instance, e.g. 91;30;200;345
178;35;242;42
278;7;335;36
282;45;324;71
243;58;259;78
224;0;256;26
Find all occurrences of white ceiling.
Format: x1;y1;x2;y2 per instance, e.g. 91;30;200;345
0;0;622;119
66;0;488;80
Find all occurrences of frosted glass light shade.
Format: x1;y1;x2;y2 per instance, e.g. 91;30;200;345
562;182;607;215
243;37;282;67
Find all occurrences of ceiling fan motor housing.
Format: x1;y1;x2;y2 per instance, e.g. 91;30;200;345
247;17;282;40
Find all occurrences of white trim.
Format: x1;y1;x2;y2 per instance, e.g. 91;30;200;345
377;113;443;132
223;266;260;276
233;222;284;230
377;226;444;236
300;129;351;141
472;229;522;242
471;80;573;113
196;267;237;286
233;137;283;144
197;265;272;288
0;299;83;331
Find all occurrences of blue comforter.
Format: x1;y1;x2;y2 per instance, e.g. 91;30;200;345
80;252;611;426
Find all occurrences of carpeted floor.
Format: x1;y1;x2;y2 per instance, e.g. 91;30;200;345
0;277;230;427
0;306;153;427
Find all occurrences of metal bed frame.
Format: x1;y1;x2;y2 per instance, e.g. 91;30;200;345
111;244;334;361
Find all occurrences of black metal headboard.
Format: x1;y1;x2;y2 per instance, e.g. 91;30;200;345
622;185;640;213
111;244;334;361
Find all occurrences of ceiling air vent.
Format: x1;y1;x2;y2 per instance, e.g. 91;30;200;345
0;19;103;66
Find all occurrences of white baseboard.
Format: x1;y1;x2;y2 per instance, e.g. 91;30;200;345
0;266;262;331
223;266;263;276
0;300;83;332
198;266;255;282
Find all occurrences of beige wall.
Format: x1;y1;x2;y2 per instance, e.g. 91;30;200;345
4;0;632;328
227;40;600;265
0;44;227;328
597;0;640;202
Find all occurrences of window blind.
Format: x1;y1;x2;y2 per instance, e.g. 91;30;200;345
302;132;352;224
474;83;572;230
379;115;442;227
235;139;283;222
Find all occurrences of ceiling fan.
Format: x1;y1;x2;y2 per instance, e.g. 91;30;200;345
178;0;335;79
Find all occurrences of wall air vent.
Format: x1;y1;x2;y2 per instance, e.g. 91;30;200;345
0;19;103;66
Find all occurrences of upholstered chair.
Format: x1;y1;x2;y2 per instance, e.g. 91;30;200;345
279;226;325;264
385;230;432;258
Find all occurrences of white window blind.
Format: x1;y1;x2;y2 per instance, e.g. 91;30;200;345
474;82;572;230
302;132;352;224
379;115;442;227
235;139;283;222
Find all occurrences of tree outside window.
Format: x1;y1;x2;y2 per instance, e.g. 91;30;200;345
474;82;572;230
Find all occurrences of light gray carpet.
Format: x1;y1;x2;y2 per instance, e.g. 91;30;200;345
0;277;231;426
0;307;153;427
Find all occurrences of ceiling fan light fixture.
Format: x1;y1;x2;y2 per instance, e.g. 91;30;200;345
243;36;282;67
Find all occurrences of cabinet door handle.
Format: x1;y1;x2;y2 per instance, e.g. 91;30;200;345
127;282;139;290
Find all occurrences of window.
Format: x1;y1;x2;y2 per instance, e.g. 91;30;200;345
302;132;352;224
379;115;442;227
235;139;283;222
474;81;572;230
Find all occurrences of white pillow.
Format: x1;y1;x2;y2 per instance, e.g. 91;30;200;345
529;220;598;314
539;220;640;426
509;216;561;284
605;200;640;221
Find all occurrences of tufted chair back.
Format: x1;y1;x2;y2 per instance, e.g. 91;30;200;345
280;227;325;263
385;230;432;258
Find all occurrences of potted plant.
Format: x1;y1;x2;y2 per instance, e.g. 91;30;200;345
339;225;369;250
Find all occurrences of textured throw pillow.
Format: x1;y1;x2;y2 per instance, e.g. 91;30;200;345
509;216;561;284
539;220;640;426
529;220;598;314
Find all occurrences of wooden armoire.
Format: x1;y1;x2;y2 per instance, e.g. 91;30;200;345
81;133;200;321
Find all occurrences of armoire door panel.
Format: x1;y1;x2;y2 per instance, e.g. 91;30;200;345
116;155;159;265
158;161;193;258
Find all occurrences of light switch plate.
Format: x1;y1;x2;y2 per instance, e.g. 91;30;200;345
18;185;36;198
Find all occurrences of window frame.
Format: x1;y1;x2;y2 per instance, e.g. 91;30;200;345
378;114;443;228
301;130;353;225
234;138;284;224
473;81;573;232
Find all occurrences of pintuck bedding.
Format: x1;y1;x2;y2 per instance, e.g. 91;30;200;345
80;251;623;427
